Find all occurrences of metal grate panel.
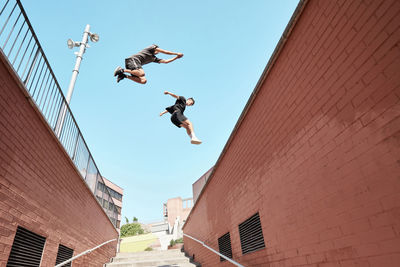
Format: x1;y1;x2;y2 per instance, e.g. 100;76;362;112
238;212;265;255
6;226;46;267
55;244;74;267
218;232;233;262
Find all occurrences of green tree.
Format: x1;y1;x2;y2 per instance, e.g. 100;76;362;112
120;222;145;238
133;217;138;222
125;216;129;224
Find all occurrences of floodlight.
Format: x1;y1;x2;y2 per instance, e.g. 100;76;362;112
89;33;99;42
67;39;74;49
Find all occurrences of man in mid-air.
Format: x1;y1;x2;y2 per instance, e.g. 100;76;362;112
114;44;183;84
160;91;202;145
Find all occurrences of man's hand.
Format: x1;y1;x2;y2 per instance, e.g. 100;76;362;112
177;53;183;58
160;110;168;116
164;91;169;95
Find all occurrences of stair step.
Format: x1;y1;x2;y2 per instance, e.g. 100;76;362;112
106;264;196;267
105;257;193;267
116;249;183;258
113;253;185;262
112;255;186;262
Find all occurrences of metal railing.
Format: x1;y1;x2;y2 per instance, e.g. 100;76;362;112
183;233;245;267
54;238;117;267
0;0;119;227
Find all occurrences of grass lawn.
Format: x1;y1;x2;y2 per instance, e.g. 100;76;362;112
120;233;158;252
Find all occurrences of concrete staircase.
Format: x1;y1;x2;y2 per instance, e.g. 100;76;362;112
105;249;199;267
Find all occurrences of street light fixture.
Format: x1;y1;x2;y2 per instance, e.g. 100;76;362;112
55;24;99;137
67;33;99;49
67;38;76;49
89;33;99;43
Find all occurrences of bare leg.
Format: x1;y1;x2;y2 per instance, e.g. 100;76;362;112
180;121;201;144
180;123;192;136
182;120;195;136
127;75;147;84
124;68;145;77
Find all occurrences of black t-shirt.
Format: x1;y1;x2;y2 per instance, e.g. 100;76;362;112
129;44;161;65
166;96;186;114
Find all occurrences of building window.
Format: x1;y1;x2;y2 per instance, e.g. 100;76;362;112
97;181;105;192
182;198;193;209
218;232;233;262
238;212;265;255
7;226;46;266
108;188;122;201
98;183;123;201
55;244;74;267
103;199;109;209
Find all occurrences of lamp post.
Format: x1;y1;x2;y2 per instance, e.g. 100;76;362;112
55;24;99;137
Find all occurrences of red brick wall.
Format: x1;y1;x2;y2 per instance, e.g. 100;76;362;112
0;55;118;266
183;0;400;266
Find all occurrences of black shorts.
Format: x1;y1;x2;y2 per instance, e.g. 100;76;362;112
171;111;187;128
125;58;142;70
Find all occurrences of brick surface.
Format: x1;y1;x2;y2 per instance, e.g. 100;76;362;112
0;55;118;265
183;0;400;266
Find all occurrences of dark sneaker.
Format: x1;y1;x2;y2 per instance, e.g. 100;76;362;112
114;66;123;77
117;74;126;83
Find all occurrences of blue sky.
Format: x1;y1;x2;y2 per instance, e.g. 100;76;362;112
21;0;299;223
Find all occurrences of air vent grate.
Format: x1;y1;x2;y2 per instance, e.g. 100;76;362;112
55;244;74;267
6;226;46;267
238;212;265;255
218;232;233;262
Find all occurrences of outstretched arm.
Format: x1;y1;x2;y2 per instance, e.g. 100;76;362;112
164;91;178;99
155;48;183;57
159;110;168;116
156;48;183;64
158;55;182;64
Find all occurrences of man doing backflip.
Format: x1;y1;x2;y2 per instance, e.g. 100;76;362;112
114;44;183;84
160;91;202;145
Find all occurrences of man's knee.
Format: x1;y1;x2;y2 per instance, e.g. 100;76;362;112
140;77;147;84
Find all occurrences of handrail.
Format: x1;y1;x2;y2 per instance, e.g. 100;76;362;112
183;233;245;267
54;239;117;267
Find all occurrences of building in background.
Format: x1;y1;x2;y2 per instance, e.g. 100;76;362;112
97;177;124;229
192;167;213;203
163;197;193;229
143;197;193;251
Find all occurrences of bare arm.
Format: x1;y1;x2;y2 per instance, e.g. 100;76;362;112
164;91;178;99
156;48;183;64
155;48;183;57
159;110;168;116
158;55;182;64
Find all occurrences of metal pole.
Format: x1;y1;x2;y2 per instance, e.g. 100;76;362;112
55;24;90;137
65;24;90;104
